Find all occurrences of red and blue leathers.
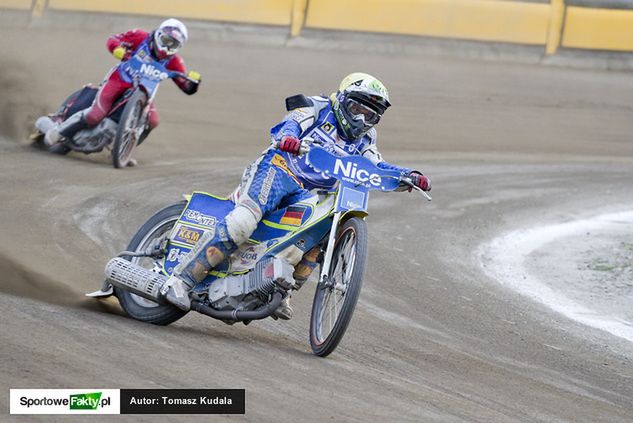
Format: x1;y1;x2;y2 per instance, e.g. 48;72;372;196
84;29;198;129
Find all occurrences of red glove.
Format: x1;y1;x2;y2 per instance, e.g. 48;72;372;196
409;171;431;192
277;135;302;155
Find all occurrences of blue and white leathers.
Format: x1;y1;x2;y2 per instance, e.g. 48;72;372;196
176;96;410;284
270;96;411;190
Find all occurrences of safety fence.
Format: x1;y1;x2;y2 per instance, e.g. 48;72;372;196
2;0;633;54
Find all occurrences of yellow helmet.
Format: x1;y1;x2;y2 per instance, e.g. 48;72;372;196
331;73;391;140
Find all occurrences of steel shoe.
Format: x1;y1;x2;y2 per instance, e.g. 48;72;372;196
273;296;293;320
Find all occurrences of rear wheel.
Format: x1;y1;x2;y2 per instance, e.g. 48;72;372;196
309;217;368;357
48;142;71;155
112;90;146;168
115;201;188;325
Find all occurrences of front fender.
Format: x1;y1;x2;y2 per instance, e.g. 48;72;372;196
339;210;368;221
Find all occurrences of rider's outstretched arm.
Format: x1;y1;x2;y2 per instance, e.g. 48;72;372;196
106;28;147;59
166;55;200;95
361;132;431;191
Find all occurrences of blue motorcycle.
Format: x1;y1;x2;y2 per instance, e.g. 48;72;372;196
32;43;197;168
92;144;430;356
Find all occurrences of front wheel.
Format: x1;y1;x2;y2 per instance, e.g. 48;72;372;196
112;90;146;168
309;217;368;357
114;201;188;325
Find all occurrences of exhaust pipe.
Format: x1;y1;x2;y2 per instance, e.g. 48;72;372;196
191;291;283;322
105;257;285;321
104;257;167;303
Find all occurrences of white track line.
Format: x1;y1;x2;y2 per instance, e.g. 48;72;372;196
478;210;633;344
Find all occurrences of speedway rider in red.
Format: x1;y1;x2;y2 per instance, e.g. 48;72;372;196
44;18;200;148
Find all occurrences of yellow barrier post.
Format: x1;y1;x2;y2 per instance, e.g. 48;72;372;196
290;0;308;37
546;0;565;55
31;0;46;17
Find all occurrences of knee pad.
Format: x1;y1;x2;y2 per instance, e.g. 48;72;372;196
225;205;259;246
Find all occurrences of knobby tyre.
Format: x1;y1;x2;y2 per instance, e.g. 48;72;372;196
309;217;368;357
31;132;69;155
48;140;71;155
112;90;146;168
115;201;188;325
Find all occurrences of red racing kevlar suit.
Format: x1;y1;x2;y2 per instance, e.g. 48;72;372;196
84;29;199;130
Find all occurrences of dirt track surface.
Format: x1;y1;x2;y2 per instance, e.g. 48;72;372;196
2;18;633;422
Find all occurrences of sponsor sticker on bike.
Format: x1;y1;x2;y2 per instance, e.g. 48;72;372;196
173;224;205;246
183;209;217;228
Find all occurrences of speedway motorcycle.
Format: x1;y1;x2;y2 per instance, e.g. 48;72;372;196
90;144;430;356
32;47;198;168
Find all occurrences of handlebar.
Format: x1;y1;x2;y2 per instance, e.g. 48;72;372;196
399;176;432;201
274;137;432;201
129;71;199;89
167;71;200;84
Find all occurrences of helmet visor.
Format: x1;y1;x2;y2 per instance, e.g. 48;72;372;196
158;32;182;51
345;98;381;125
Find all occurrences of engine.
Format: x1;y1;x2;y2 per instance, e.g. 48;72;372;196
73;118;118;152
207;257;296;311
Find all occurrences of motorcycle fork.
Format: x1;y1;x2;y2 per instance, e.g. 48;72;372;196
319;211;342;286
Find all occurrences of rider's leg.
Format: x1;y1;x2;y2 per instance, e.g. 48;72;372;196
45;71;129;145
293;246;321;287
165;149;306;312
138;102;159;146
174;204;260;285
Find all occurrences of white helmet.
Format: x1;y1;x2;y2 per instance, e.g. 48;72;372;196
153;18;188;60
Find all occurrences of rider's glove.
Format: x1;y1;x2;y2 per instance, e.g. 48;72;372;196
277;135;302;155
112;46;127;61
408;171;431;192
187;70;201;83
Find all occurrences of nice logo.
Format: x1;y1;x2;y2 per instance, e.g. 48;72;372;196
333;159;381;186
139;63;168;80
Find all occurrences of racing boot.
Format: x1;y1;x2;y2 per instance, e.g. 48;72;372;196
272;246;321;320
164;226;238;309
292;246;321;288
44;111;88;146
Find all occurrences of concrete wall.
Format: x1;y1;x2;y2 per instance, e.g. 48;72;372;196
2;0;633;54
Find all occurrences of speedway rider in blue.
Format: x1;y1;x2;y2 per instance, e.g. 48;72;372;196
166;73;431;319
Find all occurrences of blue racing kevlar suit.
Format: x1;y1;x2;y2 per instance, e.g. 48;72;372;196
175;95;414;283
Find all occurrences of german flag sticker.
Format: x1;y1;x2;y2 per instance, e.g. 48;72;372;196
280;206;305;226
